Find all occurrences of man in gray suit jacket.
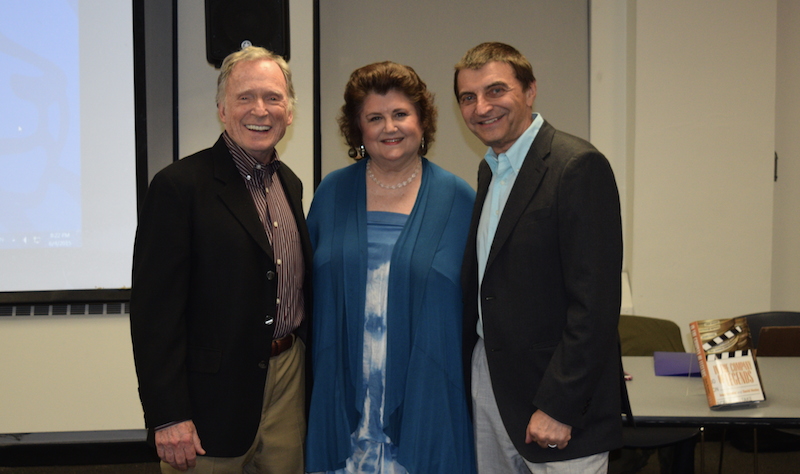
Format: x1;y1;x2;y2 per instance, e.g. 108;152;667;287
456;42;624;473
130;46;312;473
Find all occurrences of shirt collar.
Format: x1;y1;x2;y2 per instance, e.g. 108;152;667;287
483;113;544;175
223;131;281;180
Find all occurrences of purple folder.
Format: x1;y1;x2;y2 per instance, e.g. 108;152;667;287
653;351;701;377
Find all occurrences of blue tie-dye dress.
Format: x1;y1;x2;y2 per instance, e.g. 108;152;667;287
321;210;408;474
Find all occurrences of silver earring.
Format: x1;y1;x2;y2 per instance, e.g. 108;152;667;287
420;137;426;152
359;144;367;158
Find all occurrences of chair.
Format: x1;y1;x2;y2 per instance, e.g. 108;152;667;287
755;325;800;441
619;314;686;357
742;311;800;348
720;312;800;473
756;326;800;357
617;315;703;474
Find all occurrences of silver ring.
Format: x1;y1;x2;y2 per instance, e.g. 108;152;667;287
547;443;557;448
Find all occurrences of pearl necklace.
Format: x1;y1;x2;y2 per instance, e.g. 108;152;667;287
366;158;421;190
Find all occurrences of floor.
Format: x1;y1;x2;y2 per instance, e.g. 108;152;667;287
0;442;159;474
610;427;800;474
0;430;798;473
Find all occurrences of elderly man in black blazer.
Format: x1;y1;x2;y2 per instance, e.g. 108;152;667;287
130;46;312;473
456;42;624;473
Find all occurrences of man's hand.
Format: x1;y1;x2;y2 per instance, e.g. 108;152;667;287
525;409;572;449
155;420;206;471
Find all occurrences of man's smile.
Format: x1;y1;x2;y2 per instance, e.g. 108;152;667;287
246;124;272;131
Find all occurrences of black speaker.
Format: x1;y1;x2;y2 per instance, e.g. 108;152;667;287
205;0;290;68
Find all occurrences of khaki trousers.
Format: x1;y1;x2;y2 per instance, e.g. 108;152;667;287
161;337;306;474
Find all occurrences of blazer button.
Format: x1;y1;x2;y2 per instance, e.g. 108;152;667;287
265;317;274;325
258;360;267;369
267;271;276;280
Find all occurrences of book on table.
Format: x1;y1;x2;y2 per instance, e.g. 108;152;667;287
689;317;766;409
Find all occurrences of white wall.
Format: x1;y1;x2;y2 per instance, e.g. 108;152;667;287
589;0;634;271
0;315;143;434
591;0;798;341
319;0;591;189
772;0;800;310
177;0;315;212
632;0;776;333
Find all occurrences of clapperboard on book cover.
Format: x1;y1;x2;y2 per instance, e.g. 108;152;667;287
689;317;766;409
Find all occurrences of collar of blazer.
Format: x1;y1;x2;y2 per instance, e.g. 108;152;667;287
210;136;275;260
481;120;556;271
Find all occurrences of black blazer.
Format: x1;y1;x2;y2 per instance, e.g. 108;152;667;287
130;136;312;457
462;120;624;462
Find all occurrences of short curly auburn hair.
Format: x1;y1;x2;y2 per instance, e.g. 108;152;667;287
338;61;437;160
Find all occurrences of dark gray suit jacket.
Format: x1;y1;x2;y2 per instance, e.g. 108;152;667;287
462;120;624;462
130;136;312;457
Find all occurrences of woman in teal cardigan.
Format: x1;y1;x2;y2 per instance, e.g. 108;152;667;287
305;62;476;473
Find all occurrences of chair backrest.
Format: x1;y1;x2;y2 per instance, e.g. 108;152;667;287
743;311;800;347
756;326;800;356
618;315;685;356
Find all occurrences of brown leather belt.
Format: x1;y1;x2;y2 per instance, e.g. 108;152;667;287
271;333;294;358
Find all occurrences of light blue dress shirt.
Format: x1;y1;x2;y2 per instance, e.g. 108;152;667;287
476;113;544;338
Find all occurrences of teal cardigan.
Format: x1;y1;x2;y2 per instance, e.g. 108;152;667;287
305;158;477;473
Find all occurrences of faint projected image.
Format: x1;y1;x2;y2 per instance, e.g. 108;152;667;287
0;0;81;249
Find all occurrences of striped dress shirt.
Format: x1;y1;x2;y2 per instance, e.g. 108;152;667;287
224;132;305;339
